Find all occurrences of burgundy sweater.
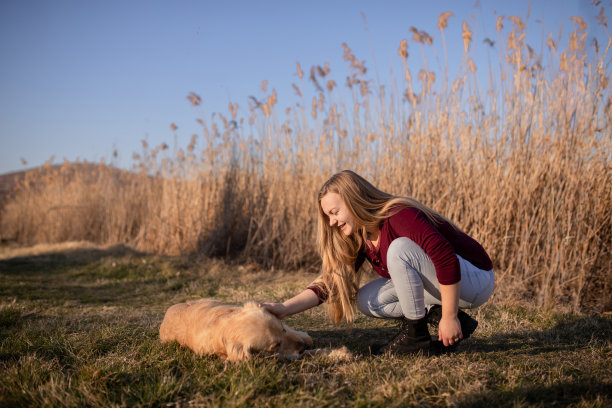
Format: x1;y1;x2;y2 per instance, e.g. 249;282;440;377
308;207;493;303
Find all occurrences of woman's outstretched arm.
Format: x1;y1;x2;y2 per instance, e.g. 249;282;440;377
258;289;320;319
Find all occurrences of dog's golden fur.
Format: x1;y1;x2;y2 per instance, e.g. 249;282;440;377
159;298;313;362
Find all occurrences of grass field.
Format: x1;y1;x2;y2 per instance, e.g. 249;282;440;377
1;242;610;407
1;5;610;406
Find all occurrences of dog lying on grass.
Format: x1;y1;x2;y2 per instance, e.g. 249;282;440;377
160;298;313;362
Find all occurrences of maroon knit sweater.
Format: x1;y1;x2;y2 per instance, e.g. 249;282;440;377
308;206;493;303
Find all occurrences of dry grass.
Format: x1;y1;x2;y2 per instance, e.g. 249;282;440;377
1;7;611;312
0;243;610;407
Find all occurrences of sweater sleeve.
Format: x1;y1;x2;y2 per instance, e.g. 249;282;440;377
388;208;460;284
306;275;328;304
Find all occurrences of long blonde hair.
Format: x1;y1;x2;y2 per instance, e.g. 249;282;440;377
316;170;456;323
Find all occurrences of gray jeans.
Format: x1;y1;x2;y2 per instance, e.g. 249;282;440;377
356;237;495;320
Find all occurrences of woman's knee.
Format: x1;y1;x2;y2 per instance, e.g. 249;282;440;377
356;278;402;318
388;237;420;259
355;287;370;315
356;279;383;316
386;237;430;273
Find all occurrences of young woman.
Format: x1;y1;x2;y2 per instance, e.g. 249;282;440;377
259;170;494;354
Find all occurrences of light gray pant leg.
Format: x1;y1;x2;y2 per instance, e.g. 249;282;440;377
356;278;405;319
356;237;436;320
456;255;495;307
356;237;495;320
385;237;438;320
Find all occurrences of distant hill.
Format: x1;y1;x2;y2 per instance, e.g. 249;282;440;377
0;167;30;211
0;163;134;212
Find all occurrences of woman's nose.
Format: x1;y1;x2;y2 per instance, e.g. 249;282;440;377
329;217;336;226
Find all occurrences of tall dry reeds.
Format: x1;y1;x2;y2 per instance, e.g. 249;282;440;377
1;8;610;311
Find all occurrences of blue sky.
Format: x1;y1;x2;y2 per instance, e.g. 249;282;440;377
0;0;607;175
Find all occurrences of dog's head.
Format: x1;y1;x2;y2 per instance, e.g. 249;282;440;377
223;302;313;361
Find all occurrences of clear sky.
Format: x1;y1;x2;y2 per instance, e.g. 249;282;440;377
0;0;607;175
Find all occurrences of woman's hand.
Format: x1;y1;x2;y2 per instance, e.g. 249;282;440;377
258;289;320;320
258;302;289;319
438;315;463;347
438;282;462;346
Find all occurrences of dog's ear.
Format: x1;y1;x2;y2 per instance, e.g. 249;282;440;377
295;330;314;347
226;341;251;362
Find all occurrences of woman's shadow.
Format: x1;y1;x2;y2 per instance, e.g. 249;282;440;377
307;314;611;357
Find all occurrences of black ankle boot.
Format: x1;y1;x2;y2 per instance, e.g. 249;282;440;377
426;305;479;340
371;316;432;355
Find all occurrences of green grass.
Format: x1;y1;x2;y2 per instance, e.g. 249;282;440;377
0;243;610;407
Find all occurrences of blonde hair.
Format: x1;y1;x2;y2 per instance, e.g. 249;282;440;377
315;170;456;323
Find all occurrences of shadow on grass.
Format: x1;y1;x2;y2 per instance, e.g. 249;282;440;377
308;327;399;355
308;314;612;357
457;378;612;407
455;380;611;407
464;314;612;355
0;245;174;307
0;244;145;275
2;277;162;306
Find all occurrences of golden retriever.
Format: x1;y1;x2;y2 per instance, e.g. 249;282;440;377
159;298;313;362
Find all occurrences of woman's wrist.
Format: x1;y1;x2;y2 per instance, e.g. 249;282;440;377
442;306;458;319
282;289;320;317
439;282;460;318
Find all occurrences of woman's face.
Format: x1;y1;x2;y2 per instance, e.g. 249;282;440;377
320;192;357;236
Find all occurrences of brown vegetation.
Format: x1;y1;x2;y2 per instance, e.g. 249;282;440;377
1;11;610;312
